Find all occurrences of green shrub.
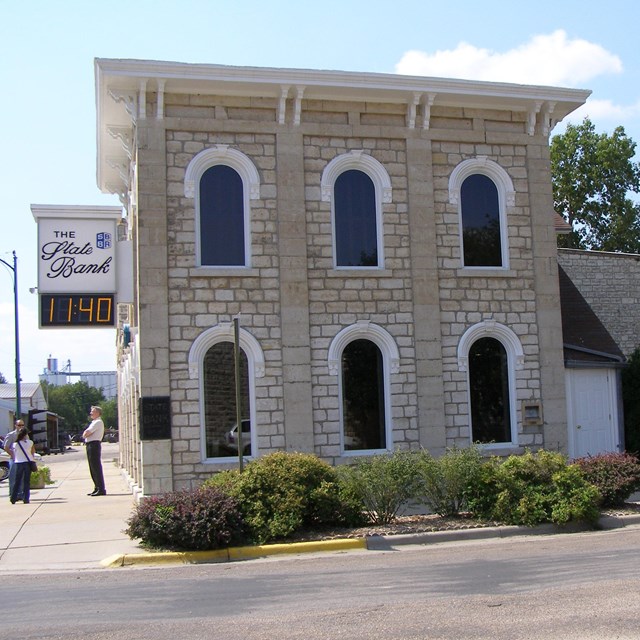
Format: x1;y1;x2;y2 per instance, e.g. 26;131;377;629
622;348;640;455
336;450;422;525
574;452;640;507
205;452;364;544
467;450;601;526
415;446;484;516
31;465;54;486
125;486;248;550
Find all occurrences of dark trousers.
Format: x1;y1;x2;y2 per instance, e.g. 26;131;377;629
86;441;105;493
10;462;31;503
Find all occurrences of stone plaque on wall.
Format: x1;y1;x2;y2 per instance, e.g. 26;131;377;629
140;396;171;440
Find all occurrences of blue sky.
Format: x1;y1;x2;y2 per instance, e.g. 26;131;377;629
1;0;639;383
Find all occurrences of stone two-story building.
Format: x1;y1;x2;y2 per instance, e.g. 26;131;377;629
95;58;592;497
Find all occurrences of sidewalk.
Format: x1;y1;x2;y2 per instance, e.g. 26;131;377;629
0;443;143;573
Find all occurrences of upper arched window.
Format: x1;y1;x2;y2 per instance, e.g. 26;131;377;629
321;151;391;269
334;170;378;266
449;157;515;269
184;146;260;268
461;174;501;267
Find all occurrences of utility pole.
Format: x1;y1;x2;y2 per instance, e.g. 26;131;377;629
0;251;21;418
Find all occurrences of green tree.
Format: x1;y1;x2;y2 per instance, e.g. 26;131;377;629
100;398;119;430
551;117;640;252
46;381;106;435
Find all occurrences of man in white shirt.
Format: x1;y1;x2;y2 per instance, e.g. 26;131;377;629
82;406;106;496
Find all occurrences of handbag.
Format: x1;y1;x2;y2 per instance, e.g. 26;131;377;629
17;440;38;473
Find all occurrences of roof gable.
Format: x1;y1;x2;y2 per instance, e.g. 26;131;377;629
558;265;624;365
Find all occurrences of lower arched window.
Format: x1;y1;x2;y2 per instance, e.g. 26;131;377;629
202;342;251;458
341;339;386;451
468;337;511;443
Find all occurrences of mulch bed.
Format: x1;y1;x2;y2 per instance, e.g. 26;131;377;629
285;502;640;543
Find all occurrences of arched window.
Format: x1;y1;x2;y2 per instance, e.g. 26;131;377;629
321;151;391;269
468;337;511;443
328;321;399;454
461;174;501;267
184;146;260;268
188;323;265;461
334;170;378;266
449;157;515;269
202;342;251;458
199;165;245;266
341;339;386;450
458;321;523;446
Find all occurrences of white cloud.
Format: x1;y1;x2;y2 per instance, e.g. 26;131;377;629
566;98;640;125
396;30;622;86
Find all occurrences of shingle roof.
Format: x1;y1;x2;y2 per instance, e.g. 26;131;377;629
558;265;625;365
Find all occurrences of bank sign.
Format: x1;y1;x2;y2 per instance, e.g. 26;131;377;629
37;217;117;293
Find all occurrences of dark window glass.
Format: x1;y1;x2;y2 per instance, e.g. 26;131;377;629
199;165;245;266
203;342;251;457
334;170;378;267
469;337;511;443
341;339;386;450
461;174;502;267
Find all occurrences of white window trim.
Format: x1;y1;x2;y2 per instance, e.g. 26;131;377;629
321;151;391;270
184;145;260;268
448;156;515;270
328;320;399;455
457;320;524;447
188;322;265;462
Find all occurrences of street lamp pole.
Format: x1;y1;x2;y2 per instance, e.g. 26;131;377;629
0;251;21;419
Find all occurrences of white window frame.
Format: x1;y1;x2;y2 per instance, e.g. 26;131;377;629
328;321;399;455
184;145;260;269
448;156;515;270
188;323;265;462
457;320;524;447
321;151;392;270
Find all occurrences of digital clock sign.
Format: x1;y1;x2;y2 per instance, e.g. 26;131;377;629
39;293;115;328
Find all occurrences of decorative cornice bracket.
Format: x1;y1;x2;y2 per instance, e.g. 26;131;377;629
278;85;290;125
422;93;436;130
528;101;543;136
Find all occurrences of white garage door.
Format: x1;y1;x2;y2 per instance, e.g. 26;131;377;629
566;368;620;459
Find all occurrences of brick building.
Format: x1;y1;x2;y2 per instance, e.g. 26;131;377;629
95;58;594;496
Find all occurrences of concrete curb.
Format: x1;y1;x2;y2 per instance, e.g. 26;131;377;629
101;537;367;568
100;513;640;568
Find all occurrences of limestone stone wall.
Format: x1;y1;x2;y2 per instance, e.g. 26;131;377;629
133;90;565;488
164;119;285;487
558;248;640;356
432;139;543;450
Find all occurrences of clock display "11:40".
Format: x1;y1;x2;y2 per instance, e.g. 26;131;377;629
39;294;115;327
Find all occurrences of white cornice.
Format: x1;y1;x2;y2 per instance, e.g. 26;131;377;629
95;58;591;195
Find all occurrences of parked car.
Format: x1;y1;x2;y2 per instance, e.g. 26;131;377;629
221;419;251;455
0;449;41;482
0;448;9;482
103;428;119;443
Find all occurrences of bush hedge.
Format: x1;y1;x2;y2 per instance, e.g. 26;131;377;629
574;452;640;507
125;486;248;550
205;452;365;543
415;446;484;517
466;450;601;526
336;450;422;524
127;448;637;551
